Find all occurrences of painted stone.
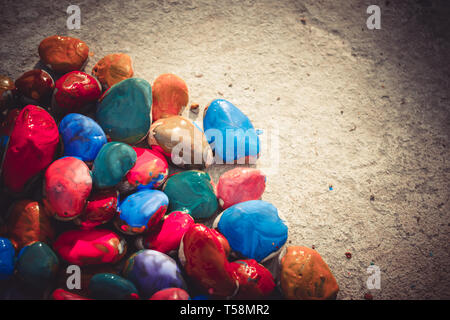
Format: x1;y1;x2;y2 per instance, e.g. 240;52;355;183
15;69;54;104
92;53;133;89
96;78;152;144
92;142;137;189
0;237;15;281
6;200;54;250
279;246;339;300
152;73;188;121
163;170;218;220
16;242;59;290
228;259;275;299
179;224;238;297
136;210;194;254
149;288;190;300
214;200;288;262
203;99;260;163
148;115;213;169
216;167;266;209
53;229;126;266
1;105;59;193
89;273;139;300
51;288;91;300
74;190;118;229
123;249;187;299
38;35;89;73
59;113;107;162
43;157;92;221
52;71;102;114
0;75;15;112
123;147;168;191
115;189;168;235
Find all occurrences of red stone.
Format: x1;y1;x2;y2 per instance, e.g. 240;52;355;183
15;69;54;103
43;157;92;221
1;105;59;193
180;224;237;297
52;71;102;114
228;259;275;299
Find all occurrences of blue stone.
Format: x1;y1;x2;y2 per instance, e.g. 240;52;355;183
203;99;260;163
216;200;288;262
59;113;107;162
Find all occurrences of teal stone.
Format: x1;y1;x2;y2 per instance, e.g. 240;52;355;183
96;78;152;144
89;273;140;300
163;170;218;219
92;142;137;188
16;242;59;291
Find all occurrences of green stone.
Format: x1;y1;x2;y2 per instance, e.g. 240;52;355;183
89;273;139;300
163;170;218;219
96;78;152;145
16;241;59;291
92;142;137;188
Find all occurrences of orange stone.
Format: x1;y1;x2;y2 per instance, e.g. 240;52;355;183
280;246;339;300
6;200;54;250
38;35;89;73
152;73;188;121
92;53;134;88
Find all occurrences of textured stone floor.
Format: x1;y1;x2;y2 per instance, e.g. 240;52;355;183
0;0;449;299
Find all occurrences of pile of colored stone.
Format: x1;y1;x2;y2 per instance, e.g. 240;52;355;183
0;35;338;300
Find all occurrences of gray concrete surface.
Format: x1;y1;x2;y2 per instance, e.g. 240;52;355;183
0;0;449;299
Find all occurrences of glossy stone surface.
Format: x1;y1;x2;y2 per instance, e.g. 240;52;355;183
148;115;213;169
115;189;168;235
14;69;54;104
53;229;126;266
59;113;107;162
91;142;137;189
0;238;15;281
280;246;339;300
92;53;133;89
123;249;186;299
163;170;218;220
228;259;275;299
6;200;54;250
137;210;194;254
203;99;260;163
16;242;59;290
1;105;59;193
96;78;152;144
216;167;266;209
214;200;288;262
89;273;139;300
149;288;190;300
179;224;238;297
52;71;102;114
74;190;118;229
151;73;188;121
43;157;92;221
38;35;89;73
124;147;168;191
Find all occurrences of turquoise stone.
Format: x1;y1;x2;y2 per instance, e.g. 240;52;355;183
89;273;139;300
16;241;59;290
92;142;137;188
163;170;218;219
96;78;152;144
